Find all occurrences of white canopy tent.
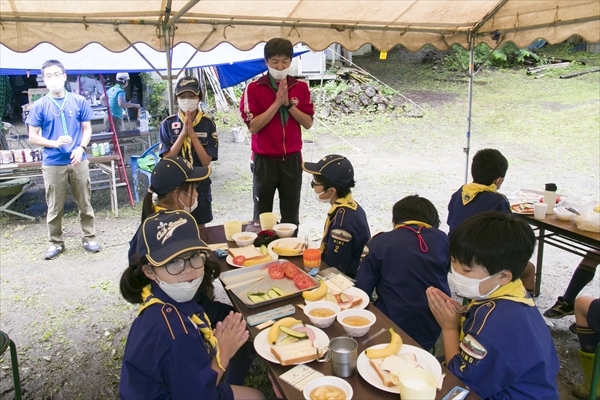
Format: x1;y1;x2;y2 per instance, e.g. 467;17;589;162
2;0;598;180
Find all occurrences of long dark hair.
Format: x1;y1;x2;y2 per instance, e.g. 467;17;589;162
120;254;221;304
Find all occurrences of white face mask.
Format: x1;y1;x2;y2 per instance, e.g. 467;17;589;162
314;188;334;204
178;190;198;213
178;98;199;112
268;66;290;81
156;275;203;303
45;78;65;94
449;266;500;301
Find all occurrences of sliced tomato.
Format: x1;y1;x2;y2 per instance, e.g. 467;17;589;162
268;264;285;279
280;261;300;279
232;255;246;266
293;273;314;290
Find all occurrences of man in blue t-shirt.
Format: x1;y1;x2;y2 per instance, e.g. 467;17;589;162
101;72;140;133
27;59;102;260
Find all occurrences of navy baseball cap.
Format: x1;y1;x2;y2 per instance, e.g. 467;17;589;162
175;76;200;96
149;156;210;196
302;154;354;188
137;210;209;267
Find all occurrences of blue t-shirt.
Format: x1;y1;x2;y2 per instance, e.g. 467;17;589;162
106;84;125;119
26;93;93;166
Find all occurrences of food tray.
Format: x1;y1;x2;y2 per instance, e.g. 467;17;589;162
220;260;319;309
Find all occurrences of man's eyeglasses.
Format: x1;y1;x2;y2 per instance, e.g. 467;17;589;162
44;72;64;79
158;251;207;275
310;180;324;189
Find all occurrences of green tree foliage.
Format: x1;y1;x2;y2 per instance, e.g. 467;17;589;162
140;73;168;124
444;42;541;70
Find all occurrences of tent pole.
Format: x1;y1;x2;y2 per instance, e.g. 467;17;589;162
464;34;474;184
164;26;174;114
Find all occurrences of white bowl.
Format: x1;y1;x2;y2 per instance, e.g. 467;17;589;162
273;223;297;238
232;232;257;247
337;309;376;338
303;301;340;328
303;376;353;400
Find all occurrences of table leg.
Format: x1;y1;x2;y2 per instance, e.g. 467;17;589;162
535;227;545;297
110;159;118;217
0;182;35;221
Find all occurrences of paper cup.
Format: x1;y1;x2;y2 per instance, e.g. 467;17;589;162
533;202;548;220
224;220;242;241
398;368;437;400
259;212;278;230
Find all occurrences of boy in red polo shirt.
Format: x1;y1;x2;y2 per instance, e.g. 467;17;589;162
240;38;314;226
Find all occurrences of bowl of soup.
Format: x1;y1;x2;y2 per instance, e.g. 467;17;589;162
303;376;353;400
232;232;257;247
337;309;376;337
304;301;340;328
273;223;297;238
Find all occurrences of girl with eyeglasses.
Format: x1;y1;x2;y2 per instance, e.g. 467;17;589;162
119;210;264;400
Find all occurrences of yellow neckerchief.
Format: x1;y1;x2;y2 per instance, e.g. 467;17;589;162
320;193;358;253
461;183;497;205
459;279;534;340
177;110;204;163
152;205;167;213
137;285;225;371
394;220;432;252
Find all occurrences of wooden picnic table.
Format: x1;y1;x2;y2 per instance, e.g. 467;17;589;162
201;225;480;400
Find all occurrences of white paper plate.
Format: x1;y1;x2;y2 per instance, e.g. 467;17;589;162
268;238;305;257
305;286;369;309
253;323;329;365
356;344;442;394
226;248;278;268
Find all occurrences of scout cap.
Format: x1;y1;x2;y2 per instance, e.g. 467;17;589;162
137;210;210;266
302;154;354;188
175;76;200;96
116;72;130;83
149;156;210;196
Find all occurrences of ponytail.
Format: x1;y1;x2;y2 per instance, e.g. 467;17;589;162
120;262;151;304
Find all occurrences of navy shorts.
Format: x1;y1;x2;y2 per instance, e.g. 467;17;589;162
588;298;600;333
191;179;212;225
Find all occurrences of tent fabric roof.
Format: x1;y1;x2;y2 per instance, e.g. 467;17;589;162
1;0;598;53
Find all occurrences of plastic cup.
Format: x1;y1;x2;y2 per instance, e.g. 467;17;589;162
533;202;548;220
224;220;242;241
397;369;437;400
303;248;322;270
259;212;278;230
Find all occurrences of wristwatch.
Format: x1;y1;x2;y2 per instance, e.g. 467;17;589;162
80;145;86;151
284;102;294;110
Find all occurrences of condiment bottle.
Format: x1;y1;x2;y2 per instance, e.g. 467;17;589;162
544;183;557;214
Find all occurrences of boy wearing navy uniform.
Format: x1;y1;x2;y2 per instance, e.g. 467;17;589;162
159;77;218;226
302;155;370;278
355;195;450;351
240;38;314;226
427;211;559;399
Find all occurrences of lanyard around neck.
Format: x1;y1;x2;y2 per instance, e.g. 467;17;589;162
47;92;70;136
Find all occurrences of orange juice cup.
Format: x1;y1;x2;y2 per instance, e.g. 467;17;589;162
303;248;322;270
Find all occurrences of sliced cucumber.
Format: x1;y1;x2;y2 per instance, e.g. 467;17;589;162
272;286;285;296
279;336;300;345
339;292;350;303
247;292;266;303
267;289;280;299
279;325;308;339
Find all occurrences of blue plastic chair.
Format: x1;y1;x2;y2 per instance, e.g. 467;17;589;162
130;142;159;202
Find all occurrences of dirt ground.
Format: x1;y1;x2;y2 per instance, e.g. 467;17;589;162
1;46;599;399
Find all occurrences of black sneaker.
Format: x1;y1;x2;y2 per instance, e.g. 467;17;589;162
44;244;65;260
543;297;574;319
569;323;577;334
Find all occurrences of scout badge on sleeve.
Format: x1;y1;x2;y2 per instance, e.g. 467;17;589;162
459;334;488;366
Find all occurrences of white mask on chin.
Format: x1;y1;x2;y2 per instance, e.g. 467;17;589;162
314;188;334;204
45;79;65;94
156;275;203;303
449;267;500;301
178;191;198;213
178;98;199;112
268;66;290;81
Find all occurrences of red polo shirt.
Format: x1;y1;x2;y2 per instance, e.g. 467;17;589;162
240;75;314;158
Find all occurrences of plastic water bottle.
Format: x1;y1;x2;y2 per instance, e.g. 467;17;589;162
139;107;148;132
92;143;99;157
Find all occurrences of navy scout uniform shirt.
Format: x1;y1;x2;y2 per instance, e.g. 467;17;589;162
119;283;233;400
355;222;450;350
321;194;370;277
447;186;510;233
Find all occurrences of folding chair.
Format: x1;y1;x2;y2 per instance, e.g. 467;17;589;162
1;122;31;150
0;331;22;400
130;142;159;202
